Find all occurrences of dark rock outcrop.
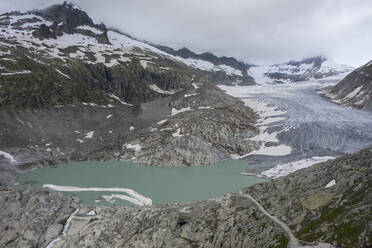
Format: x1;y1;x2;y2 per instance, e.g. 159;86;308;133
155;46;256;85
31;1;109;44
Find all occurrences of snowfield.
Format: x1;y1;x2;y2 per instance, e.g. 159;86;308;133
0;12;245;79
261;156;334;179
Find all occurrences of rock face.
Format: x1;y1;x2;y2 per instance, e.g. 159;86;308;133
323;60;372;111
155;46;256;85
0;3;259;183
1;148;370;248
249;56;353;84
0;79;258;184
0;186;288;248
121;81;259;166
245;148;372;248
0;186;79;248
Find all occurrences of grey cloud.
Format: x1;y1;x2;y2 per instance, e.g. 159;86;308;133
1;0;372;66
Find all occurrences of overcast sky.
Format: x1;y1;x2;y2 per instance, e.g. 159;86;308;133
1;0;372;67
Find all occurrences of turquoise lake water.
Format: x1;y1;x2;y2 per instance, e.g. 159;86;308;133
18;160;265;206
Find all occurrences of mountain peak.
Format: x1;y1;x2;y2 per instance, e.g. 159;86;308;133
287;56;327;67
30;2;92;28
26;1;109;43
249;56;353;84
62;1;82;10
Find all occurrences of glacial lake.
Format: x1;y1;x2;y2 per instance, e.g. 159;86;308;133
18;160;265;206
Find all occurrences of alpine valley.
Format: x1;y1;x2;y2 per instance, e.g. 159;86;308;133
0;2;371;248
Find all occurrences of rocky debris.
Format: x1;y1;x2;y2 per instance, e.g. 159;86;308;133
2;149;369;247
245;148;372;248
323;60;372;111
120;81;259;166
0;186;79;248
0;187;289;248
0;103;149;185
0;80;258;183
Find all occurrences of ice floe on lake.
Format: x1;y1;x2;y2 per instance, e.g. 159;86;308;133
43;184;152;206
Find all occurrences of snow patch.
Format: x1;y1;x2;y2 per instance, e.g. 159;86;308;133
344;86;363;100
108;94;133;106
140;60;154;69
86;210;96;216
149;84;175;94
0;150;16;163
171;107;192;116
1;70;31;76
85;131;94;139
77;25;103;35
157;119;168;125
55;69;71;79
234;144;292;158
45;208;79;248
325;179;336;188
126;143;142;152
261;156;334;179
184;93;198;98
172;128;183;137
174;56;242;76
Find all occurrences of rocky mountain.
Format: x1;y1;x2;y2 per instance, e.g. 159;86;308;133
249;56;353;84
322;60;372;111
155;46;256;85
1;147;370;248
0;3;370;248
0;2;260;183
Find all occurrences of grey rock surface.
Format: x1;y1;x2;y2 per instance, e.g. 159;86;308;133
2;149;371;247
325;60;372;111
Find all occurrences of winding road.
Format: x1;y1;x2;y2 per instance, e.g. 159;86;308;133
238;191;335;248
238;190;301;247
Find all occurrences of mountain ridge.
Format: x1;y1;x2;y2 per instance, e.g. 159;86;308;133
0;2;371;248
0;2;261;181
322;60;372;111
248;56;353;84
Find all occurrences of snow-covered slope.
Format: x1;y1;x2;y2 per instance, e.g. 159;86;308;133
322;60;372;111
248;56;353;84
0;2;248;85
